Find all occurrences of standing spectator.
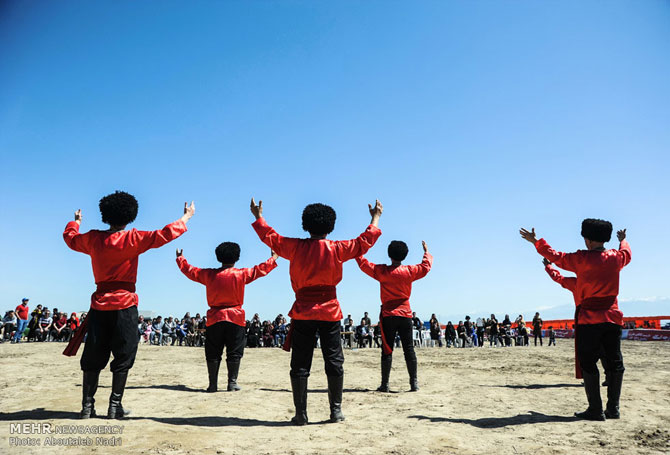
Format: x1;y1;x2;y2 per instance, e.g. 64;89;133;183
1;311;18;341
476;317;485;347
362;312;371;328
412;312;423;346
445;321;456;347
532;312;543;346
429;314;442;347
13;298;30;343
548;326;556;346
457;320;468;348
502;314;512;328
488;314;499;347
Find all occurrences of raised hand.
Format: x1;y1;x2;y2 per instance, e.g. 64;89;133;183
271;250;279;260
368;199;383;227
542;258;551;266
422;240;428;253
74;209;82;224
176;248;183;258
250;198;263;220
520;227;537;244
181;201;196;223
617;229;626;242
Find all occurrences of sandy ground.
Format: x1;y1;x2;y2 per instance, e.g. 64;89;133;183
1;339;669;455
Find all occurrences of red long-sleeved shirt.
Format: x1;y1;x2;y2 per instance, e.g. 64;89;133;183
63;220;188;311
15;304;29;320
176;256;277;327
535;238;631;326
252;217;381;321
355;252;433;318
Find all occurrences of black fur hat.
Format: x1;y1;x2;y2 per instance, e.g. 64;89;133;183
215;242;241;264
99;191;138;226
388;241;409;262
581;218;612;242
302;203;336;236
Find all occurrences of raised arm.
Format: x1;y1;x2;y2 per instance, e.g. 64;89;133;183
63;209;90;254
617;229;632;268
250;198;297;259
543;259;576;292
520;227;579;272
335;200;383;262
244;251;279;284
355;256;378;279
408;241;433;280
175;250;208;284
136;202;194;253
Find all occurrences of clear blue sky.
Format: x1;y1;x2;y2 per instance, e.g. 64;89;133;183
1;1;669;323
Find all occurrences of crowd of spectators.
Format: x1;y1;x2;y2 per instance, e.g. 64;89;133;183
2;298;558;349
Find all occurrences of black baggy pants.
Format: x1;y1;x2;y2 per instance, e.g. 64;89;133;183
81;306;139;373
205;321;245;362
381;316;416;364
290;320;343;378
576;323;625;376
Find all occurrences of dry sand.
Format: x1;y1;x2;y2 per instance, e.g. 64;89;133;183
1;339;669;455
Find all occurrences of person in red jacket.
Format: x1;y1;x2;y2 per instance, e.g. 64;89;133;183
250;198;383;425
356;240;432;393
521;219;631;421
63;191;195;419
176;243;278;393
543;258;611;386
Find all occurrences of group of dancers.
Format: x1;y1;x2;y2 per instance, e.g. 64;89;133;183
62;190;629;424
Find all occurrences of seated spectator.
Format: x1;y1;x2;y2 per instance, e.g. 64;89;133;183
1;311;18;341
262;321;275;347
50;312;69;341
36;309;53;342
373;324;382;348
274;318;287;347
67;312;79;340
174;318;187;346
356;319;372;348
151;316;164;345
163;316;176;345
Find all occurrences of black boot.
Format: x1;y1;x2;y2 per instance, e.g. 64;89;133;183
80;370;99;419
406;358;419;392
327;375;345;423
290;376;308;426
377;356;392;392
206;360;221;393
226;360;241;392
107;372;131;419
575;371;605;421
604;371;623;419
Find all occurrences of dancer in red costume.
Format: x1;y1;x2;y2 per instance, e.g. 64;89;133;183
250;198;382;425
521;220;630;421
176;244;278;392
63;191;195;419
356;240;432;392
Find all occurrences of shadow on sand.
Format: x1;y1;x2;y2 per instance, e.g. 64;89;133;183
259;387;371;393
410;411;578;428
489;383;583;390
